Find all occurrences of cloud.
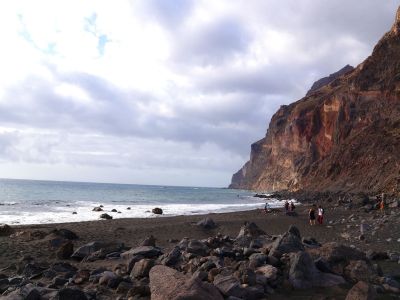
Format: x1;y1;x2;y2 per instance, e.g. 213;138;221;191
0;0;398;186
172;17;252;66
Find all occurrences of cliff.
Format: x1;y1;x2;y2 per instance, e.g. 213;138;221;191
230;7;400;196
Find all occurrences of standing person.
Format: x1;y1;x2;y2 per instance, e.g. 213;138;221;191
290;201;295;212
264;202;271;213
309;204;316;226
317;205;324;225
284;200;289;213
379;198;385;215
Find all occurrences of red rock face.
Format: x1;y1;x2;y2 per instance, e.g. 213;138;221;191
230;7;400;196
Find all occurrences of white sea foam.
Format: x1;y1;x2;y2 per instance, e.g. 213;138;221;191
0;198;298;225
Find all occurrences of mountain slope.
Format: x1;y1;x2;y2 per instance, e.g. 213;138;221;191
230;7;400;196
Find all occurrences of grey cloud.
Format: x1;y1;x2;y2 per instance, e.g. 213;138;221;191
138;0;195;27
172;17;252;66
0;68;264;157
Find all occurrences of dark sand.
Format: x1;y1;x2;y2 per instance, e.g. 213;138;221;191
1;203;399;270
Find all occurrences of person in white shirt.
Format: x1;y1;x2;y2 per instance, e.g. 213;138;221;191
317;205;324;225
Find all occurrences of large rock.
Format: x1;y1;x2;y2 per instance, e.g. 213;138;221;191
71;241;123;260
289;251;345;289
196;217;217;230
56;241;74;259
308;242;366;266
256;265;278;281
131;259;155;278
345;281;377;300
237;222;266;238
213;274;245;298
50;228;79;240
121;246;162;260
0;224;13;236
160;246;182;267
140;235;156;247
269;228;304;258
186;240;209;256
344;260;378;283
149;265;223;300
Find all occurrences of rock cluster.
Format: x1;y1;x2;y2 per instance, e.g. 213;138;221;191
1;222;399;299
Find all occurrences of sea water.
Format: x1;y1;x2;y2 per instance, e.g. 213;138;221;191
0;178;294;225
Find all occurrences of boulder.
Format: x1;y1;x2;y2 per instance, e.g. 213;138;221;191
152;207;163;215
22;262;47;277
269;230;304;258
131;259;155;278
345;281;377;300
344;260;377;283
255;265;278;281
237;222;266;238
111;209;117;212
289;251;345;289
248;253;268;268
121;246;162;260
100;213;112;220
56;241;74;259
92;207;103;212
98;271;117;286
71;241;123;260
213;274;245;298
308;242;366;266
73;269;90;284
140;235;156;247
149;265;223;300
187;240;209;256
196;217;217;230
50;228;79;240
160;246;182;267
0;224;13;236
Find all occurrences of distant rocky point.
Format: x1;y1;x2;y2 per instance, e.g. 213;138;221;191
306;65;354;96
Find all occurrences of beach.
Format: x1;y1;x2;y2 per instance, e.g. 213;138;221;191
1;201;399;268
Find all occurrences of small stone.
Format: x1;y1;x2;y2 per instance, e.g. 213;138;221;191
100;213;113;220
152;207;163;214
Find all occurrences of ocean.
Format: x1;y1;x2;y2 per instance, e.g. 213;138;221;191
0;178;293;225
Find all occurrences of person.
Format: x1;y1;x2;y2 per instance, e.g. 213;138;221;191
317;205;324;224
379;198;385;215
264;202;271;213
309;204;316;226
290;201;295;212
284;200;289;213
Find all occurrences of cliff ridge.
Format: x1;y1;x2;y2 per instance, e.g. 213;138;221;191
230;7;400;196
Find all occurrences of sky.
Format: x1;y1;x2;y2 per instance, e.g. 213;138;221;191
0;1;398;187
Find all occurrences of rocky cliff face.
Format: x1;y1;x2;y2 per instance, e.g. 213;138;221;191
230;7;400;196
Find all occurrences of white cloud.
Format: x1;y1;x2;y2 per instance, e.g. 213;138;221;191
0;0;398;186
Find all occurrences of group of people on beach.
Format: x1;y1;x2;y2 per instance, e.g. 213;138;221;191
263;200;325;226
263;200;295;213
308;204;324;225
